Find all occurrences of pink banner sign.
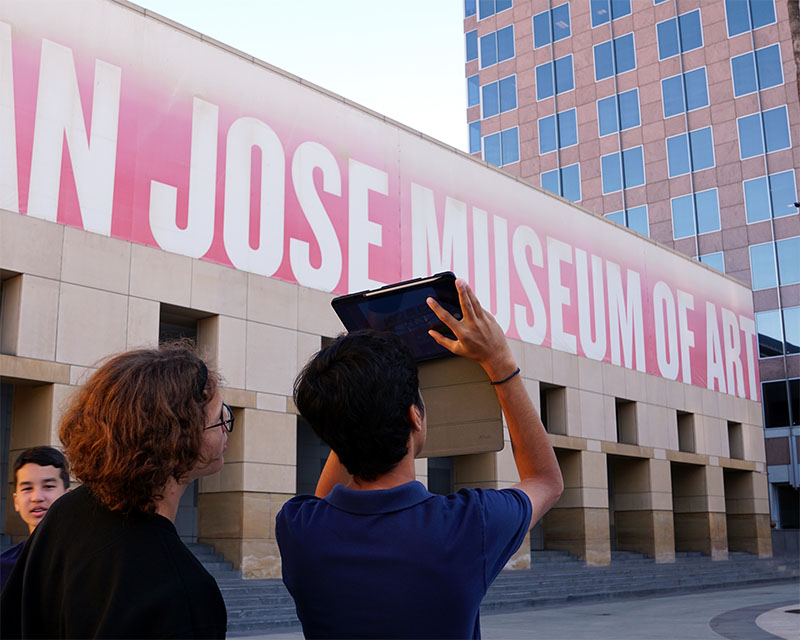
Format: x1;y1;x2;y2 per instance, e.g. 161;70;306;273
0;1;759;400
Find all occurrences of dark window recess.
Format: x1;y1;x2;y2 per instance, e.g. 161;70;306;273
615;399;637;445
677;412;695;453
428;457;454;495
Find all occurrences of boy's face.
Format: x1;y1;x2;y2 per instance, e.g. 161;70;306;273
13;463;69;534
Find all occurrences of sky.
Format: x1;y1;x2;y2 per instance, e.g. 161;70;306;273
134;0;468;151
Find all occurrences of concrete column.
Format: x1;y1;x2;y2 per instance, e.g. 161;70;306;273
544;449;610;566
610;457;675;563
671;463;728;560
724;470;772;558
198;405;296;578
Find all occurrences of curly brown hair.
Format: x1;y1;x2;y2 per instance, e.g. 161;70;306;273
59;344;218;514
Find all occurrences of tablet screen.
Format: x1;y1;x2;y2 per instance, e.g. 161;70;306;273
332;275;462;361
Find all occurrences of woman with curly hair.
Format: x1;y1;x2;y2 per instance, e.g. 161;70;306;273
1;344;231;639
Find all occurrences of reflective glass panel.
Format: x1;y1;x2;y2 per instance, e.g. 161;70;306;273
749;242;777;290
776;237;800;285
484;132;501;166
756;309;783;357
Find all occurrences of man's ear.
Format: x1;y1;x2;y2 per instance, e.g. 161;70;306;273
408;404;423;432
12;491;20;513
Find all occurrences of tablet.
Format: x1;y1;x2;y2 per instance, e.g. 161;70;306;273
331;272;463;361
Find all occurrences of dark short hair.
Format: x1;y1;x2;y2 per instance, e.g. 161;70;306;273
14;446;70;490
59;343;218;514
294;330;423;482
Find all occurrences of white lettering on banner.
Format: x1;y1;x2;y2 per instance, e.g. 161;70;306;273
28;39;120;235
472;208;490;307
151;98;218;258
721;307;745;398
222;116;284;276
607;262;645;371
677;290;695;384
290;141;342;291
410;184;468;278
575;248;606;361
739;315;758;399
0;22;18;213
512;225;547;345
547;237;577;354
705;302;727;393
653;281;679;380
492;216;510;332
348;159;386;292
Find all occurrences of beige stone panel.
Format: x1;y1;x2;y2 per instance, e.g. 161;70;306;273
0;275;21;354
742;424;766;463
746;400;763;427
241;461;295;494
569;389;615;440
543;507;610;566
698;416;728;458
69;366;94;386
129;244;193;307
222;388;257;409
523;342;553;383
240;539;282;579
200;315;246;389
190;259;247;318
0;354;69;385
247;273;298;329
581;487;608;509
419;356;488;387
551;349;579;387
297;286;340;337
126;297;159;349
637;405;675;450
0;210;63;279
644;374;669;408
683;384;703;414
8;384;56;452
225;409;296;467
297;331;321;371
577;357;604;394
5;275;60;360
198;491;243;538
701;388;720;419
454;452;498;487
245;321;298;395
256;392;287;413
56;283;127;366
665;380;686;413
624;369;647;403
61;226;130;294
601;362;626;398
726;513;772;557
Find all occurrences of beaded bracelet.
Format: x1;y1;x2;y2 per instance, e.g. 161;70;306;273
490;367;521;386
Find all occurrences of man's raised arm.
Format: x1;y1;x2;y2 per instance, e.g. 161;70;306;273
427;279;564;529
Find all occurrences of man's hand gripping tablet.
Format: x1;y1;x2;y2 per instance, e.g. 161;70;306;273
427;278;564;529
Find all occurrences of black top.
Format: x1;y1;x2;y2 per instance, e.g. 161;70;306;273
0;485;226;639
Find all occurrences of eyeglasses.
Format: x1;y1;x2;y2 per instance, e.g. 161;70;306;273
205;402;234;433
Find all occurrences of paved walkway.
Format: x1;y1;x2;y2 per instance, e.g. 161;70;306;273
243;582;799;639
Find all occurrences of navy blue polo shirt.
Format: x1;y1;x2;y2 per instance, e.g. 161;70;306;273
276;481;531;639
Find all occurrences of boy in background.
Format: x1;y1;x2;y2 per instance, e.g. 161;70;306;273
1;446;70;589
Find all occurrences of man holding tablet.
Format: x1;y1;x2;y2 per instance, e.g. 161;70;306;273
276;278;563;638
